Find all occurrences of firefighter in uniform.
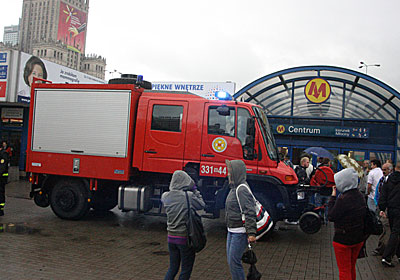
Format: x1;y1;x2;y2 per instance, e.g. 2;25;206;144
0;145;10;216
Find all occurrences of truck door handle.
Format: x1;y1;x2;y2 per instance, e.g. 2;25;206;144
201;154;215;157
145;150;157;154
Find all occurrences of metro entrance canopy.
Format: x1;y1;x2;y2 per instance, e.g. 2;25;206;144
233;65;400;162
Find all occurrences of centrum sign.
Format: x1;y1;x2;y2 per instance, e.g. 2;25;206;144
305;78;331;104
272;124;369;139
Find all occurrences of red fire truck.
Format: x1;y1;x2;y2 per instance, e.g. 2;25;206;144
27;76;320;234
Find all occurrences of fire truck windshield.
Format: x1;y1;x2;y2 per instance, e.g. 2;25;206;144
253;107;279;161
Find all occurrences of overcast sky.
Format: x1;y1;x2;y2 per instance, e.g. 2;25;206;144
2;0;400;92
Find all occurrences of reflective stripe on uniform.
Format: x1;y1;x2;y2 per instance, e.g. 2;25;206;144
2;173;8;176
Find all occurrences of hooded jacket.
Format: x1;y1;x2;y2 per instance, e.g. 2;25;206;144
161;170;205;237
225;160;257;237
328;168;366;245
379;170;400;211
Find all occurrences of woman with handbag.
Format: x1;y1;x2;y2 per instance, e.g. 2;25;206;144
328;168;366;280
161;170;205;280
225;159;257;280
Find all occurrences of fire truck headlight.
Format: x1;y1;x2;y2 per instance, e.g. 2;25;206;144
297;191;305;200
215;91;232;100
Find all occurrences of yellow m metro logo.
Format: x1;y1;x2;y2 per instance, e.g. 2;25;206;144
305;78;331;104
277;125;285;134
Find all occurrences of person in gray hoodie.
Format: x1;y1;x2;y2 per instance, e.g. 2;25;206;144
328;168;366;280
225;160;256;280
161;170;205;280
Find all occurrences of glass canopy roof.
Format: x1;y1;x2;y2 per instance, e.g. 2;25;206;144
233;66;400;121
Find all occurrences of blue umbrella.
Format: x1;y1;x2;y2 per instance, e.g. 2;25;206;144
304;147;334;160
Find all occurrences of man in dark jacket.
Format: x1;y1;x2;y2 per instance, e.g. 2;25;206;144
0;146;10;216
295;157;312;185
379;163;400;267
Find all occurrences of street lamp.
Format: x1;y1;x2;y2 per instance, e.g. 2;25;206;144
359;61;380;74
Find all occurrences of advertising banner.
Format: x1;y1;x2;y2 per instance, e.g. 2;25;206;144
272;124;369;139
151;82;236;99
57;1;87;53
0;51;9;101
17;52;106;103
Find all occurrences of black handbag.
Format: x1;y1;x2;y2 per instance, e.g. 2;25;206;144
185;191;207;253
364;207;383;235
242;244;262;280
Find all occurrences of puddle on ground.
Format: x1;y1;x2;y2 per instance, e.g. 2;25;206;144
0;223;41;235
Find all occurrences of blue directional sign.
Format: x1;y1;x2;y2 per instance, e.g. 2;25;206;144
0;66;7;79
0;53;7;63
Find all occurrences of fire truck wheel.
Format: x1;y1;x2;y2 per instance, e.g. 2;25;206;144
50;179;90;220
91;189;118;212
253;192;277;236
34;192;50;208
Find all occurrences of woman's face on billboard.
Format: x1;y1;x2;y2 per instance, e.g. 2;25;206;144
28;64;44;86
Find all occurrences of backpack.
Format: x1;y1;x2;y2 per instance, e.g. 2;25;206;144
185;191;207;253
236;184;274;240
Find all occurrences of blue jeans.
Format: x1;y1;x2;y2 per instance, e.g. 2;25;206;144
367;197;377;213
226;232;248;280
315;193;330;223
164;242;195;280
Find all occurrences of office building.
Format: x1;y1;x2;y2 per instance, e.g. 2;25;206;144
19;0;105;79
3;25;20;46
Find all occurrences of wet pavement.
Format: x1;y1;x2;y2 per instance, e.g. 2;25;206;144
1;180;399;280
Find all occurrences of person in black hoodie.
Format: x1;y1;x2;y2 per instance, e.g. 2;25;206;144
328;168;366;280
379;162;400;267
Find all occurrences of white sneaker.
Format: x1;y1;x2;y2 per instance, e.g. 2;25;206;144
284;219;299;225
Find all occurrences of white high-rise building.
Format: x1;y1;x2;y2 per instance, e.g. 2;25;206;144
18;0;105;79
3;25;20;46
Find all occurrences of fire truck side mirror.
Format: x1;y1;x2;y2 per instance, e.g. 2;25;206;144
216;105;230;116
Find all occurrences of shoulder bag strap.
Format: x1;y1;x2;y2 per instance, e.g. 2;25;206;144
185;191;191;220
236;184;255;218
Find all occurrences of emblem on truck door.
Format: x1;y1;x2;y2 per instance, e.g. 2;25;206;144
212;137;227;153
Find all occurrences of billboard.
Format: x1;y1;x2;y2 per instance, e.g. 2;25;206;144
0;51;9;101
17;52;106;103
151;82;236;99
57;1;87;53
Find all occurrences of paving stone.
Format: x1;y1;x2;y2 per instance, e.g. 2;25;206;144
1;180;400;279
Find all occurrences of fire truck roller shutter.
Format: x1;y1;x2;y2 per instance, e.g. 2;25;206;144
108;74;152;90
50;178;90;220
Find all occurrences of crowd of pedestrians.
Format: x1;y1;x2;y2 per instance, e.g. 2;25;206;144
283;149;400;276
